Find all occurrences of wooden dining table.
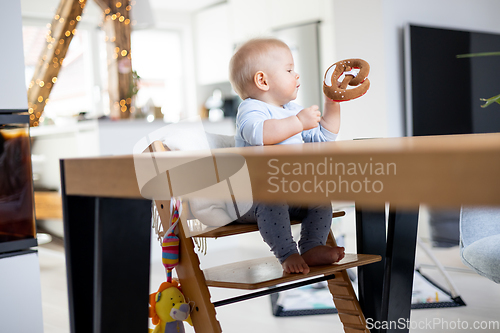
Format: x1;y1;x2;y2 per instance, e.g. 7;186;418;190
60;132;500;333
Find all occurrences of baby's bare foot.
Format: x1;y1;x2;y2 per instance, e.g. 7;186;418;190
301;245;345;266
282;253;310;274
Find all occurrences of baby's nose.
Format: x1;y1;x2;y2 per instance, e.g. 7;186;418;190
296;72;300;79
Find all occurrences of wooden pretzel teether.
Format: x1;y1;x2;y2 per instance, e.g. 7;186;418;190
323;58;370;102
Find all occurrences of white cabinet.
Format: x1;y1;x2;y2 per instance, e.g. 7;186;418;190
227;0;325;44
0;0;28;110
194;4;233;85
0;251;44;333
227;0;272;43
269;0;324;29
30;121;100;190
193;0;329;84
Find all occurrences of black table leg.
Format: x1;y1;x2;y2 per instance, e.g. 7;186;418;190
382;208;419;333
94;197;152;332
62;195;96;333
356;206;419;333
62;194;152;332
356;206;387;331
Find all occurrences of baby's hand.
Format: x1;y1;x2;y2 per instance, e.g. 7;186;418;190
296;105;320;130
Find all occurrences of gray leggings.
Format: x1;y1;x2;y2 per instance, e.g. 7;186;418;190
235;202;333;263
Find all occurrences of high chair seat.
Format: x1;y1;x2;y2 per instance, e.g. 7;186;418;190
195;211;345;238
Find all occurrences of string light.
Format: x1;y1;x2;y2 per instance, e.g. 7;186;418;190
29;0;133;125
27;0;88;126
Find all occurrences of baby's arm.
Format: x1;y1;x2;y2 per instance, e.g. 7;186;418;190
263;105;321;145
319;97;341;134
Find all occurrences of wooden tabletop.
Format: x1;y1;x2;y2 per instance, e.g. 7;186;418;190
62;133;500;209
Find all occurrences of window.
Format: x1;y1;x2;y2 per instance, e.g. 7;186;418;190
22;22;187;123
131;29;184;122
23;25;95;120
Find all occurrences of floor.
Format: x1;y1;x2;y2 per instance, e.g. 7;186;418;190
37;205;500;333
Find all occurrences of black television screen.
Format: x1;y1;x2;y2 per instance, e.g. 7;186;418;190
405;24;500;136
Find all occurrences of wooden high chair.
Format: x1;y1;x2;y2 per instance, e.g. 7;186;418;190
146;140;381;333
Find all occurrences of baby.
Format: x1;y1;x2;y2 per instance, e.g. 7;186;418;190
229;38;345;274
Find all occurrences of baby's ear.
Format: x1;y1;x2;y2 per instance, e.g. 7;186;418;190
254;71;269;91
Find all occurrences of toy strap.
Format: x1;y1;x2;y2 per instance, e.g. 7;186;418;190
167;198;182;234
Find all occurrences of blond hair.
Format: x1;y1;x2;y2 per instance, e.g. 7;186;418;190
229;38;290;99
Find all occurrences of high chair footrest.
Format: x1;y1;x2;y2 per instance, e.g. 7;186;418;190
203;253;381;290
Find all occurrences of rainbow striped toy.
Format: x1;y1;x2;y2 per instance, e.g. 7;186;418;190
162;198;182;283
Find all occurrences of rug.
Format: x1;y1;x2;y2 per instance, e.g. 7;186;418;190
271;269;466;317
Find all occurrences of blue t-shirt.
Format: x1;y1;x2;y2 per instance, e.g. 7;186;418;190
235;98;338;147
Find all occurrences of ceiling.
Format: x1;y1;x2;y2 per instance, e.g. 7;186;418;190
148;0;224;13
21;0;225;17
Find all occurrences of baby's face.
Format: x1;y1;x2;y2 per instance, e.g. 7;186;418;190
264;47;300;107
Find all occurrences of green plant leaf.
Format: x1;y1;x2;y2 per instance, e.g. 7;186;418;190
457;51;500;58
480;93;500;108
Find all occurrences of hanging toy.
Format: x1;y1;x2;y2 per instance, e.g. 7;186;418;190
149;198;193;333
162;199;182;283
149;280;193;333
323;58;370;102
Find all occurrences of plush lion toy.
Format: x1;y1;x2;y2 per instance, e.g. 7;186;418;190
323;58;370;102
149;280;193;333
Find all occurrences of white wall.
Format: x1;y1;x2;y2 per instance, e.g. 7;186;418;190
0;0;28;110
332;0;386;140
332;0;500;139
